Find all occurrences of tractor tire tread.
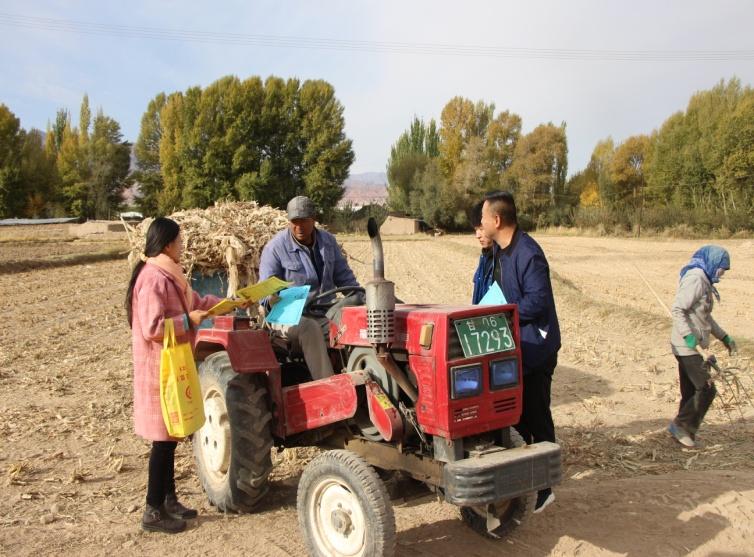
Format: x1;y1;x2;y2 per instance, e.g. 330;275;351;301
194;351;272;514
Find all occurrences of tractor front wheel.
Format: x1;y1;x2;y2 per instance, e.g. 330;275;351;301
297;450;396;557
193;351;273;512
459;428;536;539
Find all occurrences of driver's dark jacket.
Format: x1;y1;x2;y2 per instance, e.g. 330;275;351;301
259;228;359;304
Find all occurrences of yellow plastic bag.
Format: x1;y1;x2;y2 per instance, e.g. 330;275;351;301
160;318;205;437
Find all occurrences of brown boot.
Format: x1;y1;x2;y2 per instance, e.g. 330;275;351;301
141;504;187;533
164;494;198;520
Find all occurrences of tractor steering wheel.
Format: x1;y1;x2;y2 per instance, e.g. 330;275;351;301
304;286;365;315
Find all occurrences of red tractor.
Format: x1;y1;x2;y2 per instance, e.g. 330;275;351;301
191;219;561;556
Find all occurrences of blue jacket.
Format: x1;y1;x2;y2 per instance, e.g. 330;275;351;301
472;247;496;304
259;227;359;304
494;228;560;374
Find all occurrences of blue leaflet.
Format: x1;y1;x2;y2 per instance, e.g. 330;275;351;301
477;281;507;305
265;285;311;326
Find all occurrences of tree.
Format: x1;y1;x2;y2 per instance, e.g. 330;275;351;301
717;93;754;217
609;135;651;206
414;158;458;228
608;135;651;233
386;116;439;213
0;104;23;218
299;79;355;220
386;98;530;229
439;97;494;178
568;166;599;207
157;91;191;213
645;77;751;214
451;136;489;203
485;110;521;176
19;129;59;216
142;75;354;215
589;138;616;207
57;121;87;217
48;109;69;156
79;94;91;143
88;111;132;218
133;93;166;215
58;97;131;218
507;123;568;216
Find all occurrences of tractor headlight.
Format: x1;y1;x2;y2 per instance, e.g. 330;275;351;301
451;363;482;399
490;358;518;390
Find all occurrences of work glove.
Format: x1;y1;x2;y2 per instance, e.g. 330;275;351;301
684;334;698;350
723;334;738;355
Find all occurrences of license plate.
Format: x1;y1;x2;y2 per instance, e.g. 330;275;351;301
453;313;515;358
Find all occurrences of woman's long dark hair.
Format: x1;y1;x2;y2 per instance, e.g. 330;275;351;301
125;217;181;327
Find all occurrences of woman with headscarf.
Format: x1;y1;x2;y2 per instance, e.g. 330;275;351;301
125;217;222;533
668;245;737;448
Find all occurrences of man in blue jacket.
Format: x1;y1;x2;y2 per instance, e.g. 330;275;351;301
480;191;561;513
259;196;360;379
470;200;496;304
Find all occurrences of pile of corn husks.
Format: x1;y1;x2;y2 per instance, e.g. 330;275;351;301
124;201;289;296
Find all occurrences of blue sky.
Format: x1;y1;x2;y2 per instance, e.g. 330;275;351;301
1;1;753;176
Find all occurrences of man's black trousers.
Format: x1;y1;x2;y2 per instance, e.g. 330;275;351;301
514;354;557;445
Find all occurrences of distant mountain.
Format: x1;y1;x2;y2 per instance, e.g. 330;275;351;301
343;172;387;187
339;172;388;208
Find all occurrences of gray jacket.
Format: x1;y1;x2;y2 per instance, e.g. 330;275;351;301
671;267;727;356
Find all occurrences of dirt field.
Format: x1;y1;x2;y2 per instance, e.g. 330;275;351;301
1;229;753;556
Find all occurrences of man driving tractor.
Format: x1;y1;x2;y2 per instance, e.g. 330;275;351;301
259;195;361;379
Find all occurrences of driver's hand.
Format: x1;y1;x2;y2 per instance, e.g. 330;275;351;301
269;294;281;307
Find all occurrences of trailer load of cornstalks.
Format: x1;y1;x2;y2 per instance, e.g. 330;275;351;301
124;201;289;296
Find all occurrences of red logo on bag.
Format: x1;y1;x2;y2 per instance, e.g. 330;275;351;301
185;386;192;400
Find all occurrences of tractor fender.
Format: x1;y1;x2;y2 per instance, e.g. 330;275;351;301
365;379;404;442
194;328;280;375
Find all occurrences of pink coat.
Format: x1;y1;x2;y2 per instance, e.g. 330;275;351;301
130;264;221;441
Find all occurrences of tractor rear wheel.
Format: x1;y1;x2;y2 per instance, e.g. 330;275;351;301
459;428;536;539
193;351;273;512
297;450;396;557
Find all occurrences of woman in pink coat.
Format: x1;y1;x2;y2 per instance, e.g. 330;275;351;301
126;217;221;533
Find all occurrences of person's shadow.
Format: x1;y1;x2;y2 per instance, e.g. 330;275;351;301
551;364;614;406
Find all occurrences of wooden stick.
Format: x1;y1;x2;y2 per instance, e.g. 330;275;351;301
629;262;672;318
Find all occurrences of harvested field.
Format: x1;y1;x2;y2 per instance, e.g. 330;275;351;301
0;224;128;273
1;232;753;556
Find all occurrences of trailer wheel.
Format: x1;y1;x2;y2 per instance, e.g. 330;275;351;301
459;428;536;539
193;351;273;512
298;450;396;557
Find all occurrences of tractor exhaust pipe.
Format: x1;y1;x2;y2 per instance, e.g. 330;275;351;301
367;217;385;280
365;217;395;345
365;218;417;402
